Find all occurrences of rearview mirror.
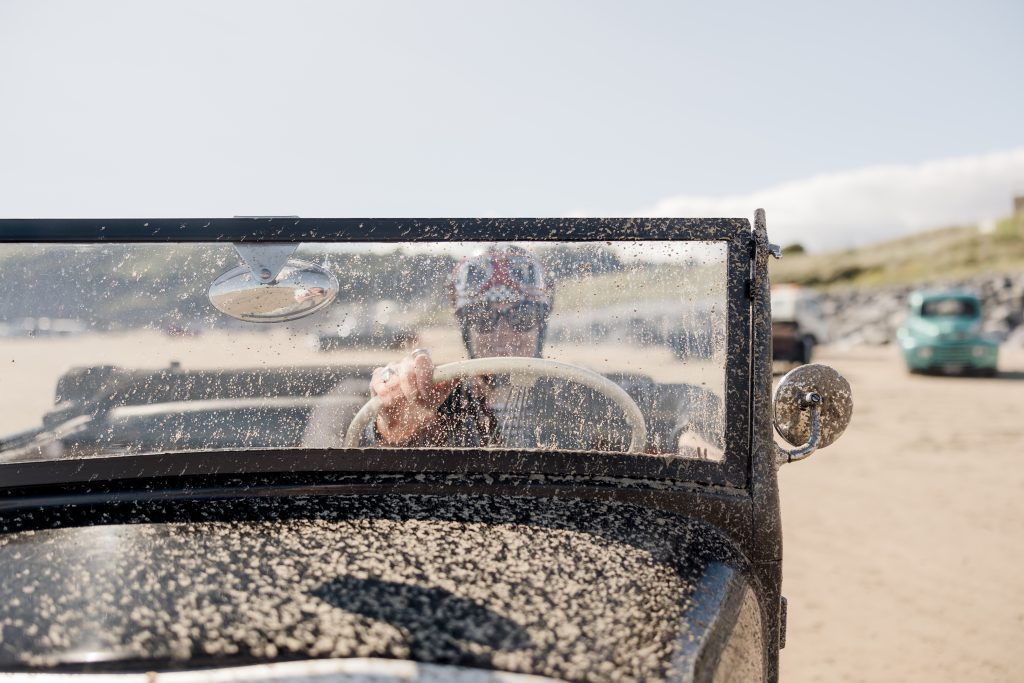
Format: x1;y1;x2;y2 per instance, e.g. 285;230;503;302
209;248;338;323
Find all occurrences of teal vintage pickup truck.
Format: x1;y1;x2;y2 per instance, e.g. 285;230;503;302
896;289;999;376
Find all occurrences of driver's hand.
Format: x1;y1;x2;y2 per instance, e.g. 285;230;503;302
370;349;452;444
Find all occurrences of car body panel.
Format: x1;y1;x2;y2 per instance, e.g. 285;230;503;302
0;659;563;683
5;362;722;465
0;494;764;682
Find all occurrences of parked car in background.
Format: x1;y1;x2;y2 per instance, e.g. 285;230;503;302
313;321;418;351
897;289;998;376
770;285;829;367
312;302;419;352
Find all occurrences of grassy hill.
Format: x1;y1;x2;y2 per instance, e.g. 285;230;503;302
770;212;1024;289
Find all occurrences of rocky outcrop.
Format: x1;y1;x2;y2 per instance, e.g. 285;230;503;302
815;273;1024;347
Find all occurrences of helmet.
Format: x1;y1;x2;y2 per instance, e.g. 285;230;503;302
450;245;553;311
449;245;553;356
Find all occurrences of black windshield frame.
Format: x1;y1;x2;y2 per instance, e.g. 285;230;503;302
0;217;753;489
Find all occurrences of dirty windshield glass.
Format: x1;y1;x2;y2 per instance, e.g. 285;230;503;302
0;241;728;463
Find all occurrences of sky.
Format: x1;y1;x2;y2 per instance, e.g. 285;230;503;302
1;0;1022;251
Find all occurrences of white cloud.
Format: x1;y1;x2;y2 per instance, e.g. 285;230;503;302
634;148;1024;252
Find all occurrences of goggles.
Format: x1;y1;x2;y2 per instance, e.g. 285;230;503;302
461;302;545;333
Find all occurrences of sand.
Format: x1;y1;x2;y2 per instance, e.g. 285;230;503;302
778;345;1024;683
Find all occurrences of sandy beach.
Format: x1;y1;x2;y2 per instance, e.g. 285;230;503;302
778;346;1024;682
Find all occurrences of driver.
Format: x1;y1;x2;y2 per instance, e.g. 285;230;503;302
364;244;723;457
367;245;556;447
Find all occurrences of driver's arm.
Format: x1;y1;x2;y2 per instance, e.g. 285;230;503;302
369;349;452;444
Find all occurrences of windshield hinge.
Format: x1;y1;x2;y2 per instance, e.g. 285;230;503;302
750;209;770;295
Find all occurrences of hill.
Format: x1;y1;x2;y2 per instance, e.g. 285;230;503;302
770;212;1024;288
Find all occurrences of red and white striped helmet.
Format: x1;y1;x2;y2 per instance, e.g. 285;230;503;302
449;245;553;312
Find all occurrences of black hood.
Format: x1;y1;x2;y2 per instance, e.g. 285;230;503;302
0;495;759;681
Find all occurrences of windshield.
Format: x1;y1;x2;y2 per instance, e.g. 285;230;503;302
0;240;729;463
920;297;979;318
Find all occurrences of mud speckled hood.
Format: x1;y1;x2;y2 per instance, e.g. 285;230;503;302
0;495;754;682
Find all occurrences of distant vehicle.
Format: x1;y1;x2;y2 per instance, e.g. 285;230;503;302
0;317;86;338
770;285;828;366
160;320;202;337
314;323;418;351
313;306;418;351
896;289;998;376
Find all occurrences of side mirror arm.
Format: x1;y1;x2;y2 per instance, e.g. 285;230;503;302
775;392;822;466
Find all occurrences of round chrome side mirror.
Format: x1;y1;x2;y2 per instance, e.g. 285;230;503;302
774;363;853;465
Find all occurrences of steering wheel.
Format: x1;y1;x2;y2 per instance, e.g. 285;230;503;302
344;356;647;452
